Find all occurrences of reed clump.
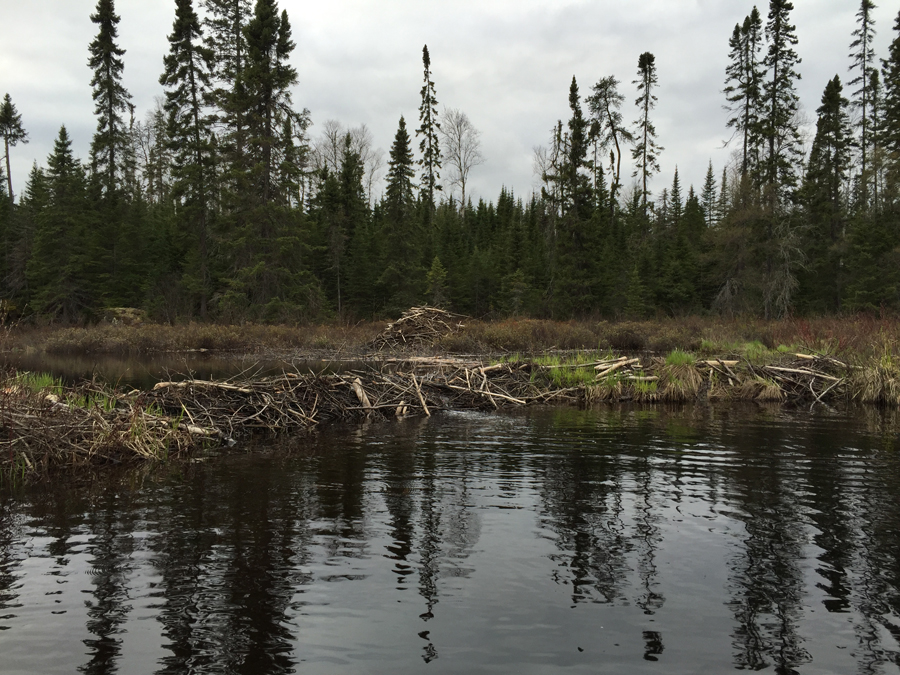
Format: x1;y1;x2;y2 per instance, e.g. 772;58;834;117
850;350;900;405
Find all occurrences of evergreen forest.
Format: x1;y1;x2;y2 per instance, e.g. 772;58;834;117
2;0;900;324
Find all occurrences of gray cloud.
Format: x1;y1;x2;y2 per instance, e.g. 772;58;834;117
3;0;896;205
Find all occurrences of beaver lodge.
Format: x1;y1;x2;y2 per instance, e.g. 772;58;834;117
2;307;899;478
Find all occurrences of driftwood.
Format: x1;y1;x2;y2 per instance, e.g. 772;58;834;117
146;361;576;441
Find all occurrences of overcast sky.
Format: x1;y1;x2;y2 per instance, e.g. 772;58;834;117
2;0;897;206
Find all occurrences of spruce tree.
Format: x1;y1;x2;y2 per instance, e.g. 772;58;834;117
701;160;718;227
759;0;802;199
417;45;441;217
632;52;663;216
868;70;884;209
562;77;593;219
160;0;215;316
27;127;94;320
718;167;731;218
311;135;368;316
384;117;416;229
219;0;316;319
754;0;803;317
243;0;298;206
553;78;598;316
0;94;28;205
7;165;46;301
669;166;683;225
723;8;764;177
203;0;252;200
882;10;900;192
87;0;131;198
799;76;852;311
379;116;422;310
203;0;251;121
849;0;878;206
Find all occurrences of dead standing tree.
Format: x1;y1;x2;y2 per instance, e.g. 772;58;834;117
439;107;484;215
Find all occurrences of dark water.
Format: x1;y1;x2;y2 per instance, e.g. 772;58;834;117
1;404;899;674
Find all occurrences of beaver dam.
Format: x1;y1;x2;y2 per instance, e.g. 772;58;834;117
2;307;899;477
3;345;899;478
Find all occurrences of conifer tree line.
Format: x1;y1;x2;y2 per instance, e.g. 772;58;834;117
1;0;900;323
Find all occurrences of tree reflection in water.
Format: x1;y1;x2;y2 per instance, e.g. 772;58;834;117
0;405;899;673
0;492;23;632
79;492;137;675
536;415;630;607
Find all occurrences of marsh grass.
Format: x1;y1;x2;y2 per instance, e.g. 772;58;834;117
527;352;608;389
659;362;704;401
3;321;384;356
850;348;900;405
665;350;697;367
13;371;63;394
586;375;624;402
4;313;900;364
632;376;659;402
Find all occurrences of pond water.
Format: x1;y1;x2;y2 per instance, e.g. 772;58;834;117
1;404;899;674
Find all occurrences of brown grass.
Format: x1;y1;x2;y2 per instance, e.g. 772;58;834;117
3;313;899;361
850;355;900;405
2;321;384;356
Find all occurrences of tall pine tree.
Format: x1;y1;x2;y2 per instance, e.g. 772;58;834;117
882;10;900;201
220;0;316;319
760;0;802;200
87;0;131;199
553;78;598;316
724;8;764;178
160;0;215;317
0;94;28;205
633;52;663;217
849;0;878;206
799;76;852;311
587;76;633;214
417;45;441;219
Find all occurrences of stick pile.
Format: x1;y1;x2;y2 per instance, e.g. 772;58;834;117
369;306;468;350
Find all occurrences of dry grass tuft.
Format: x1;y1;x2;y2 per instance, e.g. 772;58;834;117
659;364;704;402
734;377;785;402
851;354;900;405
